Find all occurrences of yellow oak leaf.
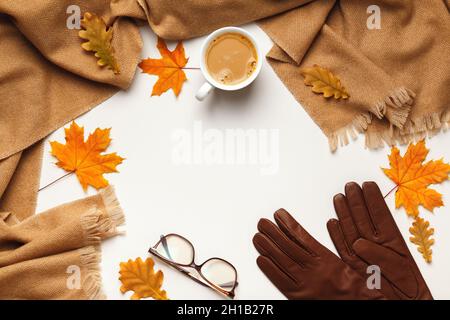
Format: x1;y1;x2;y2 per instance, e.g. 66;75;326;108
50;122;124;191
119;257;168;300
300;65;349;100
139;38;188;97
79;12;120;74
409;216;434;263
382;140;450;216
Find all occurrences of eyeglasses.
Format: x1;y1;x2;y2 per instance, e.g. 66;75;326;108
148;234;238;299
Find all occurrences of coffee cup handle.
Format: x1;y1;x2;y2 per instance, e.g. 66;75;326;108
195;82;214;101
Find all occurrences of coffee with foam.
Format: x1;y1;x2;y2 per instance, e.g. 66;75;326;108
205;33;258;85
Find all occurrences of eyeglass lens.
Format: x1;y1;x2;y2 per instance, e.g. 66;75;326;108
155;234;194;265
201;258;237;291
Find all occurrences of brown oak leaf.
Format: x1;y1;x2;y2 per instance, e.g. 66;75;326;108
409;217;434;263
300;65;349;100
79;12;120;74
119;257;168;300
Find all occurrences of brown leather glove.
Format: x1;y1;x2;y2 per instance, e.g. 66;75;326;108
253;209;385;299
327;181;433;300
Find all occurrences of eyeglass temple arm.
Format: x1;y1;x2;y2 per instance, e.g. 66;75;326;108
162;260;210;289
164;260;234;297
185;271;211;288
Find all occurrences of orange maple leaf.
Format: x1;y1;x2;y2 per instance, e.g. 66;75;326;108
382;140;450;216
50;122;124;191
139;38;188;97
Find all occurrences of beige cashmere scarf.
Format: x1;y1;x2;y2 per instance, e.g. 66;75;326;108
0;185;124;299
1;0;448;299
260;0;450;151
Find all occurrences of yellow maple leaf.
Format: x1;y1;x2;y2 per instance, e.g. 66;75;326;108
382;140;450;216
300;65;349;100
138;38;188;97
409;217;434;263
50;122;124;191
119;257;168;300
79;12;120;74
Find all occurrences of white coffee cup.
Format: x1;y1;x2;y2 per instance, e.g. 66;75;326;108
195;27;263;101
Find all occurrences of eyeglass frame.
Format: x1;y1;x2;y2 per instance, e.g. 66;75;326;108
148;233;238;299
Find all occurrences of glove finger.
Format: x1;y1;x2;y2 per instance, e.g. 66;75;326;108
362;182;402;242
326;218;355;259
256;255;299;297
257;218;313;264
353;238;418;299
273;208;324;256
333;193;360;245
345;182;377;240
327;219;375;280
253;233;304;276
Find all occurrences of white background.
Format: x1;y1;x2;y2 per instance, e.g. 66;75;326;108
37;24;450;300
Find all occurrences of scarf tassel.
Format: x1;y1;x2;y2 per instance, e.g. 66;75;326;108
328;106;450;152
78;186;125;300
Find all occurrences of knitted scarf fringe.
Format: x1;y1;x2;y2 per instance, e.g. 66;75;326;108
78;185;125;300
328;87;448;151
